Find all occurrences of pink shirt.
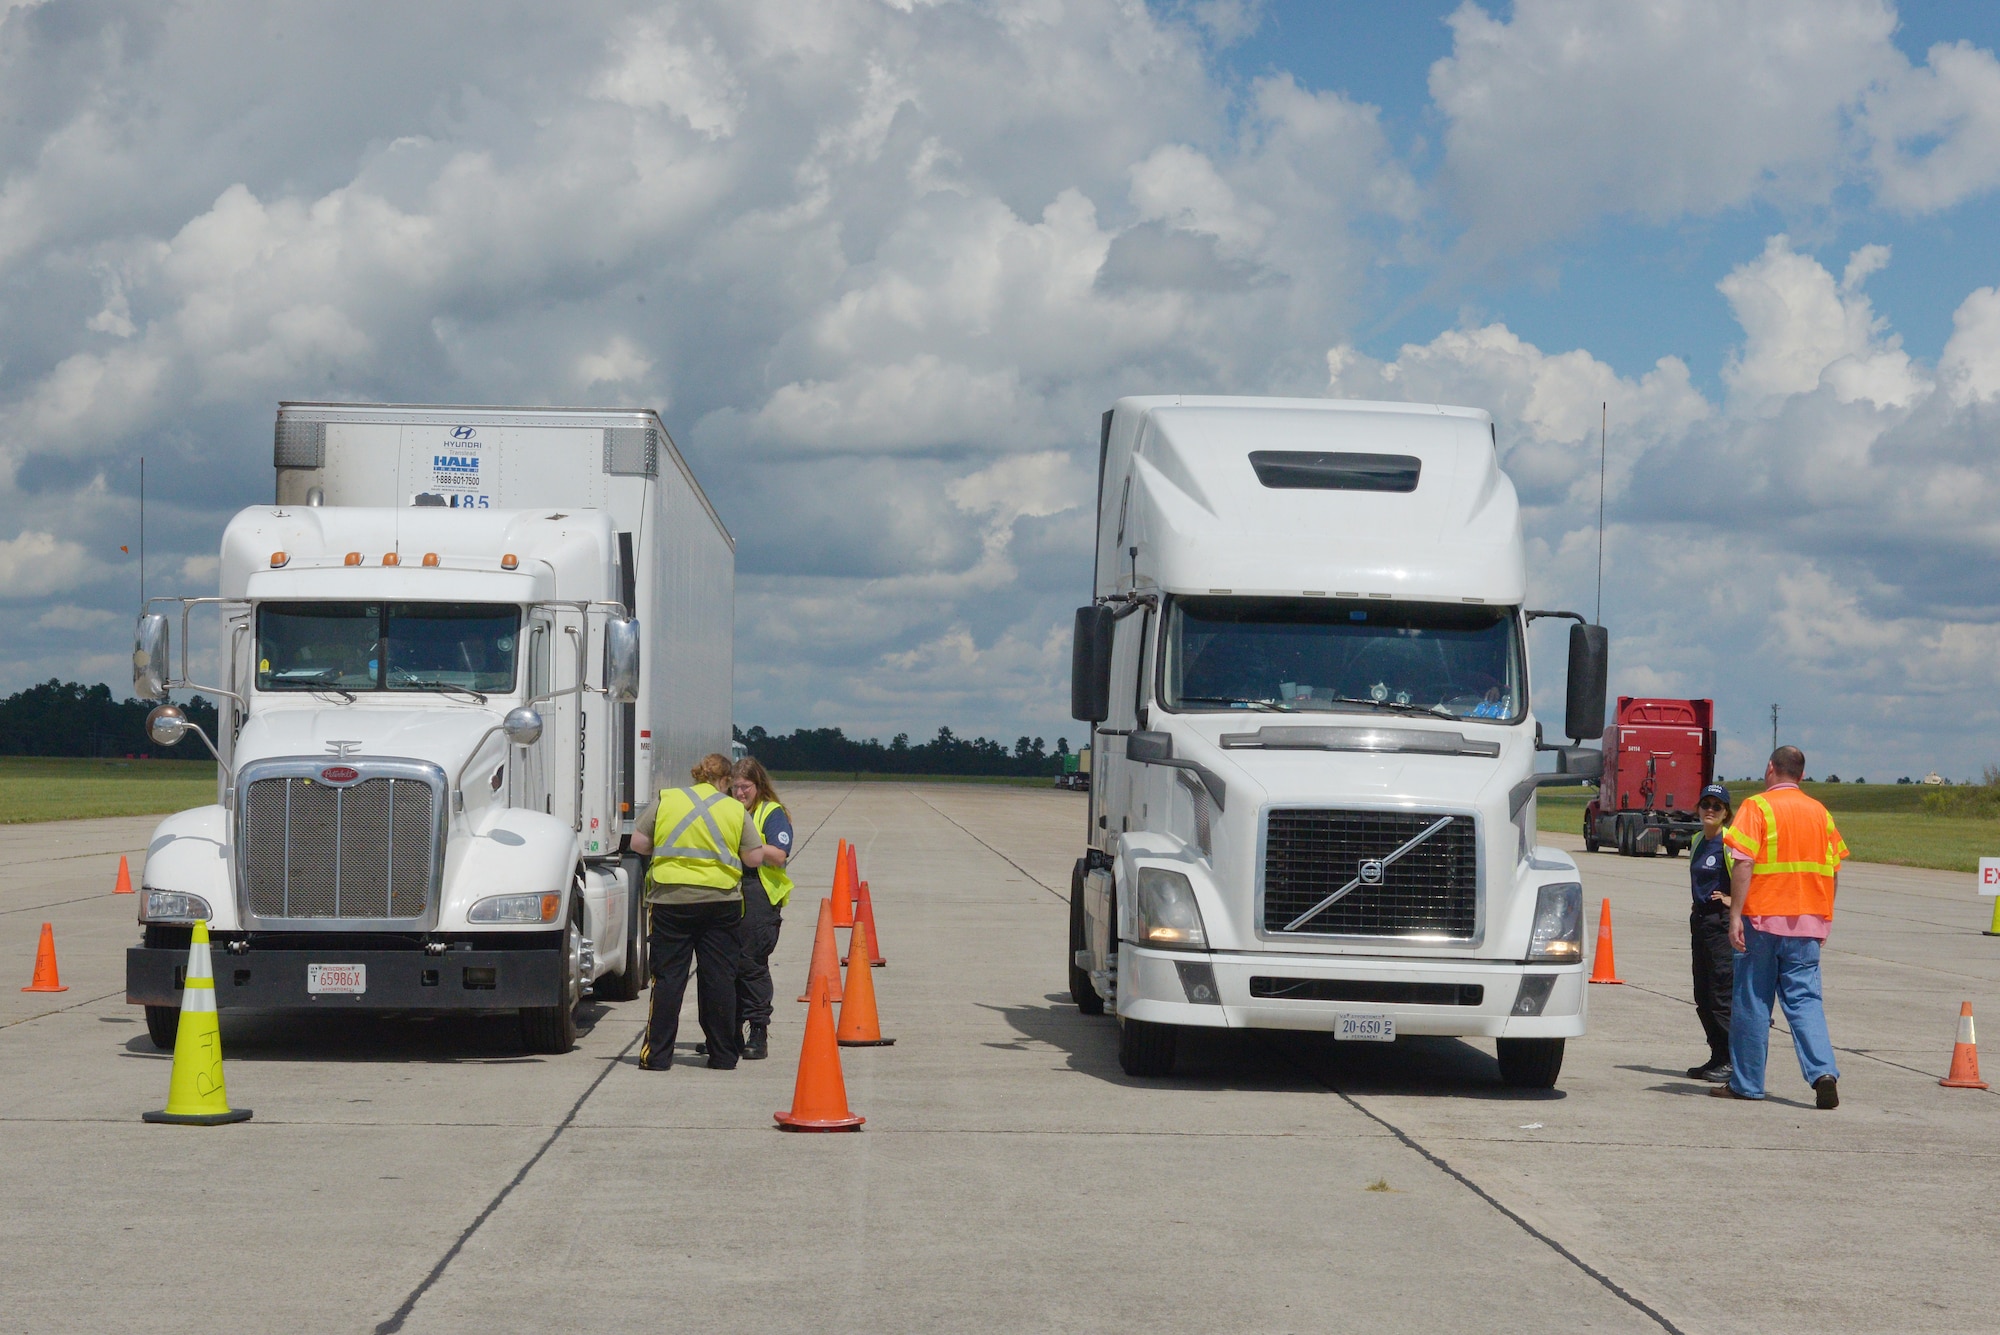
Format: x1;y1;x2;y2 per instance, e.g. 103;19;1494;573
1746;914;1830;940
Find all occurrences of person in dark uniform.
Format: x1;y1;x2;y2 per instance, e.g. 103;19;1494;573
1687;782;1736;1082
729;757;793;1061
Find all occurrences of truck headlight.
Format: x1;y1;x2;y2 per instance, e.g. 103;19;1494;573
1135;867;1208;949
468;892;561;924
1527;882;1583;961
139;889;211;922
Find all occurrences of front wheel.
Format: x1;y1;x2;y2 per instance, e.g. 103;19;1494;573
1117;1017;1177;1077
144;1005;179;1050
1496;1036;1565;1089
521;907;583;1054
1069;859;1104;1015
1582;812;1600;853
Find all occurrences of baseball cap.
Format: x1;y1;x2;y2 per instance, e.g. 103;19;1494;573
1698;783;1730;805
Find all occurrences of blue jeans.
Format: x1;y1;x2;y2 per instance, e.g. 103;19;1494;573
1728;924;1839;1097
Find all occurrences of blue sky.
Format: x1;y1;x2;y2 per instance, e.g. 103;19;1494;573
3;0;2000;780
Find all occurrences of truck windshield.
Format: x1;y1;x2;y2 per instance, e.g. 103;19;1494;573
1159;596;1523;722
257;602;520;694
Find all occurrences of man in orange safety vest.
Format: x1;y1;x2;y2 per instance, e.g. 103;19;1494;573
1713;745;1848;1110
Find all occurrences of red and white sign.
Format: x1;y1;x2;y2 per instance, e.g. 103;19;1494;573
1979;859;2000;897
307;963;366;994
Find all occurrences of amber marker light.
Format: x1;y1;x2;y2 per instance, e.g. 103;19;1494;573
269;551;288;568
344;552;363;566
501;553;519;570
421;552;439;567
540;893;560;922
382;552;400;566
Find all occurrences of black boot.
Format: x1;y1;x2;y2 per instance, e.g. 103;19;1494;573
743;1023;768;1061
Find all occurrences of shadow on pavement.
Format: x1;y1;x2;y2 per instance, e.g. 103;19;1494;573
989;994;1566;1100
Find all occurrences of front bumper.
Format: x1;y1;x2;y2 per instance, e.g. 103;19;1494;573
1118;944;1586;1038
127;945;564;1010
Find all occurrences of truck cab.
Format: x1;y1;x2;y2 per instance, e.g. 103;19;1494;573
1068;397;1608;1087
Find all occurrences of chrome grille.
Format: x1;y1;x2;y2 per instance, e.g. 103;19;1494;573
241;774;438;921
1263;809;1477;938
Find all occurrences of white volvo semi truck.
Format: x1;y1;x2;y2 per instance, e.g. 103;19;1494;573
126;402;733;1053
1069;396;1608;1087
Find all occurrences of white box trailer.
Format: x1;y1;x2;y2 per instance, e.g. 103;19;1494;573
1069;396;1609;1087
126;403;734;1053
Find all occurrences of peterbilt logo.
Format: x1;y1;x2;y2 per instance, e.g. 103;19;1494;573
1357;859;1385;885
319;766;360;784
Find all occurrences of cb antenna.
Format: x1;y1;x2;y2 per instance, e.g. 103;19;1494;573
1595;402;1606;625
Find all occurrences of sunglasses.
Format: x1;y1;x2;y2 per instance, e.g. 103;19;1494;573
1697;801;1727;812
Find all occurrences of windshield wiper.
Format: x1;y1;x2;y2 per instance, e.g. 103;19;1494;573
310;688;357;704
1175;695;1296;712
392;677;488;704
1319;695;1456;720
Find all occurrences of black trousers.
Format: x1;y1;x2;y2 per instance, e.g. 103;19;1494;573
736;890;784;1030
642;900;743;1069
1690;905;1734;1064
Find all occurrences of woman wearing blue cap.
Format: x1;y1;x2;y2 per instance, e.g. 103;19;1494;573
1687;783;1736;1081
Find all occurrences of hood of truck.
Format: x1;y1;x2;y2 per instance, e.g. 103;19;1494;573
232;700;509;789
1133;712;1540;957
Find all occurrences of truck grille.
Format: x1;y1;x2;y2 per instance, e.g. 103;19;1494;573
241;776;437;920
1262;809;1477;938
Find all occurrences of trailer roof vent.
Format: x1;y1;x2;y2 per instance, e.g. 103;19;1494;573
1248;451;1421;493
274;418;326;469
604;426;659;478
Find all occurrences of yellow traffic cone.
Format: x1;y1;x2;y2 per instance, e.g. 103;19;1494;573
143;920;251;1126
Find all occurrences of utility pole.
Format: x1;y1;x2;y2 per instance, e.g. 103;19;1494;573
1770;703;1779;757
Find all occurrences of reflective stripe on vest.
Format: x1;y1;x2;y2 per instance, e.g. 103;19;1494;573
752;800;795;908
1728;791;1843;917
647;784;746;892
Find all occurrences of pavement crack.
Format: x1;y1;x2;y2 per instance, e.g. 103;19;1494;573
1306;1064;1687;1335
373;1030;642;1334
2;988;122;1030
912;793;1065;901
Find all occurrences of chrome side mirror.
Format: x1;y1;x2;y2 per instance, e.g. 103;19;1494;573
134;614;170;702
146;704;189;747
604;618;640;704
502;706;544;746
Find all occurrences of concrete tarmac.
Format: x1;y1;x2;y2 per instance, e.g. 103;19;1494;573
1;785;1995;1334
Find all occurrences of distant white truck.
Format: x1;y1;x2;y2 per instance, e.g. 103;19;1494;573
126;403;733;1052
1069;396;1608;1087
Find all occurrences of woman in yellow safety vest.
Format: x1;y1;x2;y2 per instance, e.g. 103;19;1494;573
730;757;794;1061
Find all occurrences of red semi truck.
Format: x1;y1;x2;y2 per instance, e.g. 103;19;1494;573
1582;697;1716;857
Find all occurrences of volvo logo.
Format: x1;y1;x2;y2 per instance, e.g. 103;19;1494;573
1357;859;1385;885
319;766;359;784
452;425;476;439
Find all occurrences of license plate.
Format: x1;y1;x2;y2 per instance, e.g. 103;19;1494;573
1336;1013;1394;1042
307;963;366;995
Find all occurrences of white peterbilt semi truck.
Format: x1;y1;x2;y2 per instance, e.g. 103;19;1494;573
126;403;732;1053
1069;396;1608;1087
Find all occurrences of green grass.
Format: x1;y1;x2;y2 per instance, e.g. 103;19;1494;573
1536;782;2000;873
769;771;1062;789
0;756;219;824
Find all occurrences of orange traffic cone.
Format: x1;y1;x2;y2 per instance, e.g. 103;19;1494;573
855;879;886;967
832;841;858;928
775;973;864;1131
1940;1001;1989;1089
837;921;894;1047
21;922;67;993
796;897;843;1004
1588;898;1624;985
113;855;134;895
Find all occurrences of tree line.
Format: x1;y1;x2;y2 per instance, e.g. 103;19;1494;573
736;725;1074;777
0;680;220;759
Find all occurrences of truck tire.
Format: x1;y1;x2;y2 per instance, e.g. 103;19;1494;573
521;907;584;1054
1615;813;1635;856
1117;1017;1177;1077
1069;859;1104;1015
1582;812;1600;853
144;1005;179;1050
1496;1037;1565;1089
598;857;649;1003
